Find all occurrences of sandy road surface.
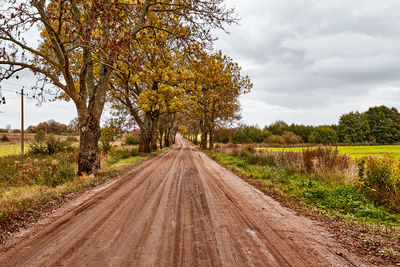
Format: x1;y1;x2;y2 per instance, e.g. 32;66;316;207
0;137;367;266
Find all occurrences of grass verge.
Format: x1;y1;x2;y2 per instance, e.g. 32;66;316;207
209;151;400;264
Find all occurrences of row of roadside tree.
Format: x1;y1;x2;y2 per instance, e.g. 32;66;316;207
0;1;250;174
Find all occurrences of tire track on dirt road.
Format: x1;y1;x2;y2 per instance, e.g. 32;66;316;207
0;136;368;266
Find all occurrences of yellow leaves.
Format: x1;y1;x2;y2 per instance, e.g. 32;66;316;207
137;84;185;114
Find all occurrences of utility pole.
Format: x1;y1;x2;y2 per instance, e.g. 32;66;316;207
21;87;24;157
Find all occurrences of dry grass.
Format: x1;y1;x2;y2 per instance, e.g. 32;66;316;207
215;144;355;181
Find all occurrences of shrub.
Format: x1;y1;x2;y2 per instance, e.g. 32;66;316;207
266;135;285;144
29;133;72;155
1;134;9;142
111;147;139;159
100;126;117;154
0;154;77;188
46;134;69;154
213;128;232;143
358;156;400;210
125;135;139;145
282;131;303;144
29;143;49;154
34;130;46;143
301;146;350;176
50;161;76;187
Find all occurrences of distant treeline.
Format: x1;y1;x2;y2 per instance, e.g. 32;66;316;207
214;105;400;145
0;118;79;135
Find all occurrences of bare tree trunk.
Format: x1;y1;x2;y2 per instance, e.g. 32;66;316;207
200;130;208;149
139;114;152;153
193;131;198;145
164;128;170;147
77;115;101;175
150;116;158;151
159;130;163;149
76;63;108;175
209;127;214;150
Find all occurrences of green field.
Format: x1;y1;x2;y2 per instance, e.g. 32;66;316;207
0;144;29;157
259;145;400;159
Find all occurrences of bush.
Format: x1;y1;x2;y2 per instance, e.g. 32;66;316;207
358;156;400;210
46;134;69;154
111;147;139;159
50;161;76;187
266;135;285;144
282;131;303;144
34;130;46;143
302;146;350;175
213;128;232;143
29;133;72;155
100;126;117;154
125;135;139;145
29;143;49;154
1;134;9;142
0;154;77;188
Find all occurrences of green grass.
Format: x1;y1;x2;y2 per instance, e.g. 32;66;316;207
259;145;400;159
210;152;400;228
0;144;29;157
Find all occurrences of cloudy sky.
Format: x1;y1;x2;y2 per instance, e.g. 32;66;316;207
1;0;400;129
215;0;400;126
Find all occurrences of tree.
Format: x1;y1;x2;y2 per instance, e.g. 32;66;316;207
67;117;79;133
338;112;369;143
26;125;37;133
187;50;252;149
0;0;237;173
213;127;233;143
282;131;303;144
308;126;338;144
110;34;187;152
37;122;49;133
232;126;264;144
364;106;400;144
268;121;289;136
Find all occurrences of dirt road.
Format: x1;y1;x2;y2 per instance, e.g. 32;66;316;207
0;137;367;266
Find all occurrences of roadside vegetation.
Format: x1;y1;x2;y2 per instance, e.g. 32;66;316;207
0;130;167;243
208;143;400;261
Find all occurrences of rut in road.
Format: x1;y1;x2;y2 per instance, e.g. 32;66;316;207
0;137;367;266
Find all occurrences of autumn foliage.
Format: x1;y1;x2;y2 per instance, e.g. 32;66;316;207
0;0;246;173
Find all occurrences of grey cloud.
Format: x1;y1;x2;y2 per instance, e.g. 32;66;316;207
216;0;400;126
